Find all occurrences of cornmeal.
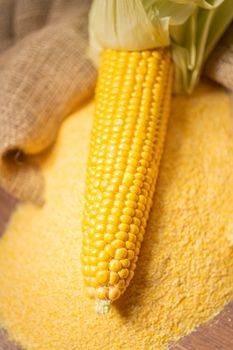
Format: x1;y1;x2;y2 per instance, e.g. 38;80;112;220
0;83;232;349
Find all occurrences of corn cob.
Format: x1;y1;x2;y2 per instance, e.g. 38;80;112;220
81;48;173;313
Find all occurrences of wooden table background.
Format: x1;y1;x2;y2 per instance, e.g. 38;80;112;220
0;187;232;350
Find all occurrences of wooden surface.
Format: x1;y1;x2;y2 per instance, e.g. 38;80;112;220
0;187;232;350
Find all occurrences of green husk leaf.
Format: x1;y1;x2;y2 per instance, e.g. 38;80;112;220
89;0;169;53
89;0;233;93
170;0;233;92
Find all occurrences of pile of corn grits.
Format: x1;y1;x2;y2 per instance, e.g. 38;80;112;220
0;83;232;350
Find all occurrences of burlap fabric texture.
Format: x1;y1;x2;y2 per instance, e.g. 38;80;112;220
0;0;97;204
205;23;233;92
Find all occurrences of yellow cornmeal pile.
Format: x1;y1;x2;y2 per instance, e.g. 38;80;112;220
0;83;232;350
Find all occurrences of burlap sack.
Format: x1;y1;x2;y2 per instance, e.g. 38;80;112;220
205;23;233;91
0;0;97;204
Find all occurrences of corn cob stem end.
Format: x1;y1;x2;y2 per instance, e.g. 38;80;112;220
95;299;111;314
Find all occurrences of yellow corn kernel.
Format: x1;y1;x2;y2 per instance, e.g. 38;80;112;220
104;233;115;243
118;269;129;279
131;263;137;271
109;259;122;272
126;241;136;250
105;244;116;257
125;200;137;209
96;271;110;284
81;265;89;276
81;48;173;310
120;259;130;268
97;261;109;271
128;233;136;242
87;277;99;288
118;223;130;232
86;287;95;299
115;248;128;259
130;224;140;235
111;240;125;249
123;207;135;216
120;215;133;225
129;270;135;280
115;279;125;289
87;256;98;265
109;287;121;301
115;231;129;241
106;224;118;234
92;240;105;250
98;250;109;261
109;272;119;285
96;287;108;300
128;250;135;260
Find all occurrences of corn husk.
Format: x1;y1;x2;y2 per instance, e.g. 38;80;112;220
89;0;233;93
